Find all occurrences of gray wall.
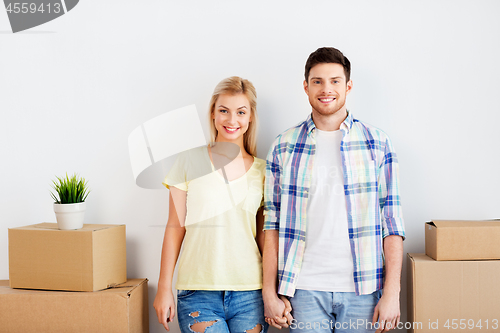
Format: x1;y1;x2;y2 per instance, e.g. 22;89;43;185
1;1;499;332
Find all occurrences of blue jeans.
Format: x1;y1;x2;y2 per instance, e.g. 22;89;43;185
289;289;383;333
177;290;268;333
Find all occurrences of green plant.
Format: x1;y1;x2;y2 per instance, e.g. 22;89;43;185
50;173;90;204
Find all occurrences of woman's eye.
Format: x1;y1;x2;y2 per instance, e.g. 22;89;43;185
238;111;246;115
219;109;228;113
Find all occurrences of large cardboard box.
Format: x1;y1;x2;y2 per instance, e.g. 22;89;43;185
9;223;127;291
425;220;500;260
407;253;500;333
0;278;149;333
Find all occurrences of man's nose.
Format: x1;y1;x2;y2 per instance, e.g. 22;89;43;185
322;83;333;94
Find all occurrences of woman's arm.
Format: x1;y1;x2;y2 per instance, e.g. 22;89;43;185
154;187;187;331
262;230;292;329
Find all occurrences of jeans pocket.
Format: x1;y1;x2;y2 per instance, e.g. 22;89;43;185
177;289;196;299
372;289;383;301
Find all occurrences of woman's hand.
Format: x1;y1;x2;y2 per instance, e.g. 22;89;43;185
264;293;293;329
154;288;176;331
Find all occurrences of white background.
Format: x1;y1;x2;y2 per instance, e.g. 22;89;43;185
1;1;499;332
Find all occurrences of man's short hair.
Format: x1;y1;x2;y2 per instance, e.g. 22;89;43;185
304;47;351;82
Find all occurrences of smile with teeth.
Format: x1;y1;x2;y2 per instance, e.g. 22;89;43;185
224;126;240;133
319;97;336;103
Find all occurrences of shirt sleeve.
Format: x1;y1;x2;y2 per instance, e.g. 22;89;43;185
378;136;405;240
263;139;282;231
257;158;266;209
162;154;189;191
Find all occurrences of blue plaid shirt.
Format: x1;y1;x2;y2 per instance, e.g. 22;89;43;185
264;112;405;296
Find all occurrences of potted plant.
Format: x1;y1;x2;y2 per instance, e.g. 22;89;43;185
50;173;90;230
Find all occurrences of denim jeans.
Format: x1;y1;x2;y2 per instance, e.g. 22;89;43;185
289;289;383;333
177;290;268;333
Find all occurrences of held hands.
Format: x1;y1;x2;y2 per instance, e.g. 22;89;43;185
372;292;400;333
154;288;176;331
264;294;294;329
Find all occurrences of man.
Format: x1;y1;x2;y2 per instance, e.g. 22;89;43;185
262;47;405;333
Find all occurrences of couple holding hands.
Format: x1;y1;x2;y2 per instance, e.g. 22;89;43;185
154;47;405;333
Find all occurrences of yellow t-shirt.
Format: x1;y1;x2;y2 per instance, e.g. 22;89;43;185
163;146;265;291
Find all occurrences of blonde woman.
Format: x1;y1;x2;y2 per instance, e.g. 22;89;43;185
154;77;269;333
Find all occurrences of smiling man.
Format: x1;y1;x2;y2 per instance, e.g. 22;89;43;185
262;47;405;333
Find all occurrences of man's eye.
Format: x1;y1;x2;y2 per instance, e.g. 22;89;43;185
314;80;321;84
333;80;339;84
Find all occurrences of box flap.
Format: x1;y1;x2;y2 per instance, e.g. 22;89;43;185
407;253;434;263
0;278;148;296
9;223;125;232
103;278;149;296
429;220;500;228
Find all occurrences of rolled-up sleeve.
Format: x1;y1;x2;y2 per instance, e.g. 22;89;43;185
378;137;405;240
264;142;282;231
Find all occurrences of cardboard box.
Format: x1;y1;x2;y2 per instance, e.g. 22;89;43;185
0;278;149;333
407;253;500;333
9;223;127;291
425;220;500;260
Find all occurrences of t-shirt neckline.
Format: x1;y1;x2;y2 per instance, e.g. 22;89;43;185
205;146;255;184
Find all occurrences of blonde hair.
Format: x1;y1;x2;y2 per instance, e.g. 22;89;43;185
208;76;258;156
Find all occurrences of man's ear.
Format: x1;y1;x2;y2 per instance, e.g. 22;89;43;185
346;80;353;95
303;80;309;95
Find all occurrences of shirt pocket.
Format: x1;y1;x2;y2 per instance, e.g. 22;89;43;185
242;183;264;214
351;160;377;185
241;167;265;214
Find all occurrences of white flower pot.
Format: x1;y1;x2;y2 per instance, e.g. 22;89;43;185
54;202;86;230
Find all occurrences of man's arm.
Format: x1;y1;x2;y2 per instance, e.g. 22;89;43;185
372;135;406;332
372;235;403;332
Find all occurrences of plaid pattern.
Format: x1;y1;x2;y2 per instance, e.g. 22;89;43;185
264;112;405;296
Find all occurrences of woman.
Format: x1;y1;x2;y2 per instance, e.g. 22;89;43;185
154;76;268;333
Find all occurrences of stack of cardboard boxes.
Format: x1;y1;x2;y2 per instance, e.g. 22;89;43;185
1;223;149;333
407;220;500;333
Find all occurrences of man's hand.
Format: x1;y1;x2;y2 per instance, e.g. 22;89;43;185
279;295;294;325
264;294;293;329
372;291;400;332
374;235;403;332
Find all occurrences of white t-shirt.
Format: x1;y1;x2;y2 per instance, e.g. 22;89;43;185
295;128;356;292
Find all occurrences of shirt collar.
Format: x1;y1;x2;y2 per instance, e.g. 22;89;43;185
305;113;316;134
343;111;354;130
305;110;354;134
